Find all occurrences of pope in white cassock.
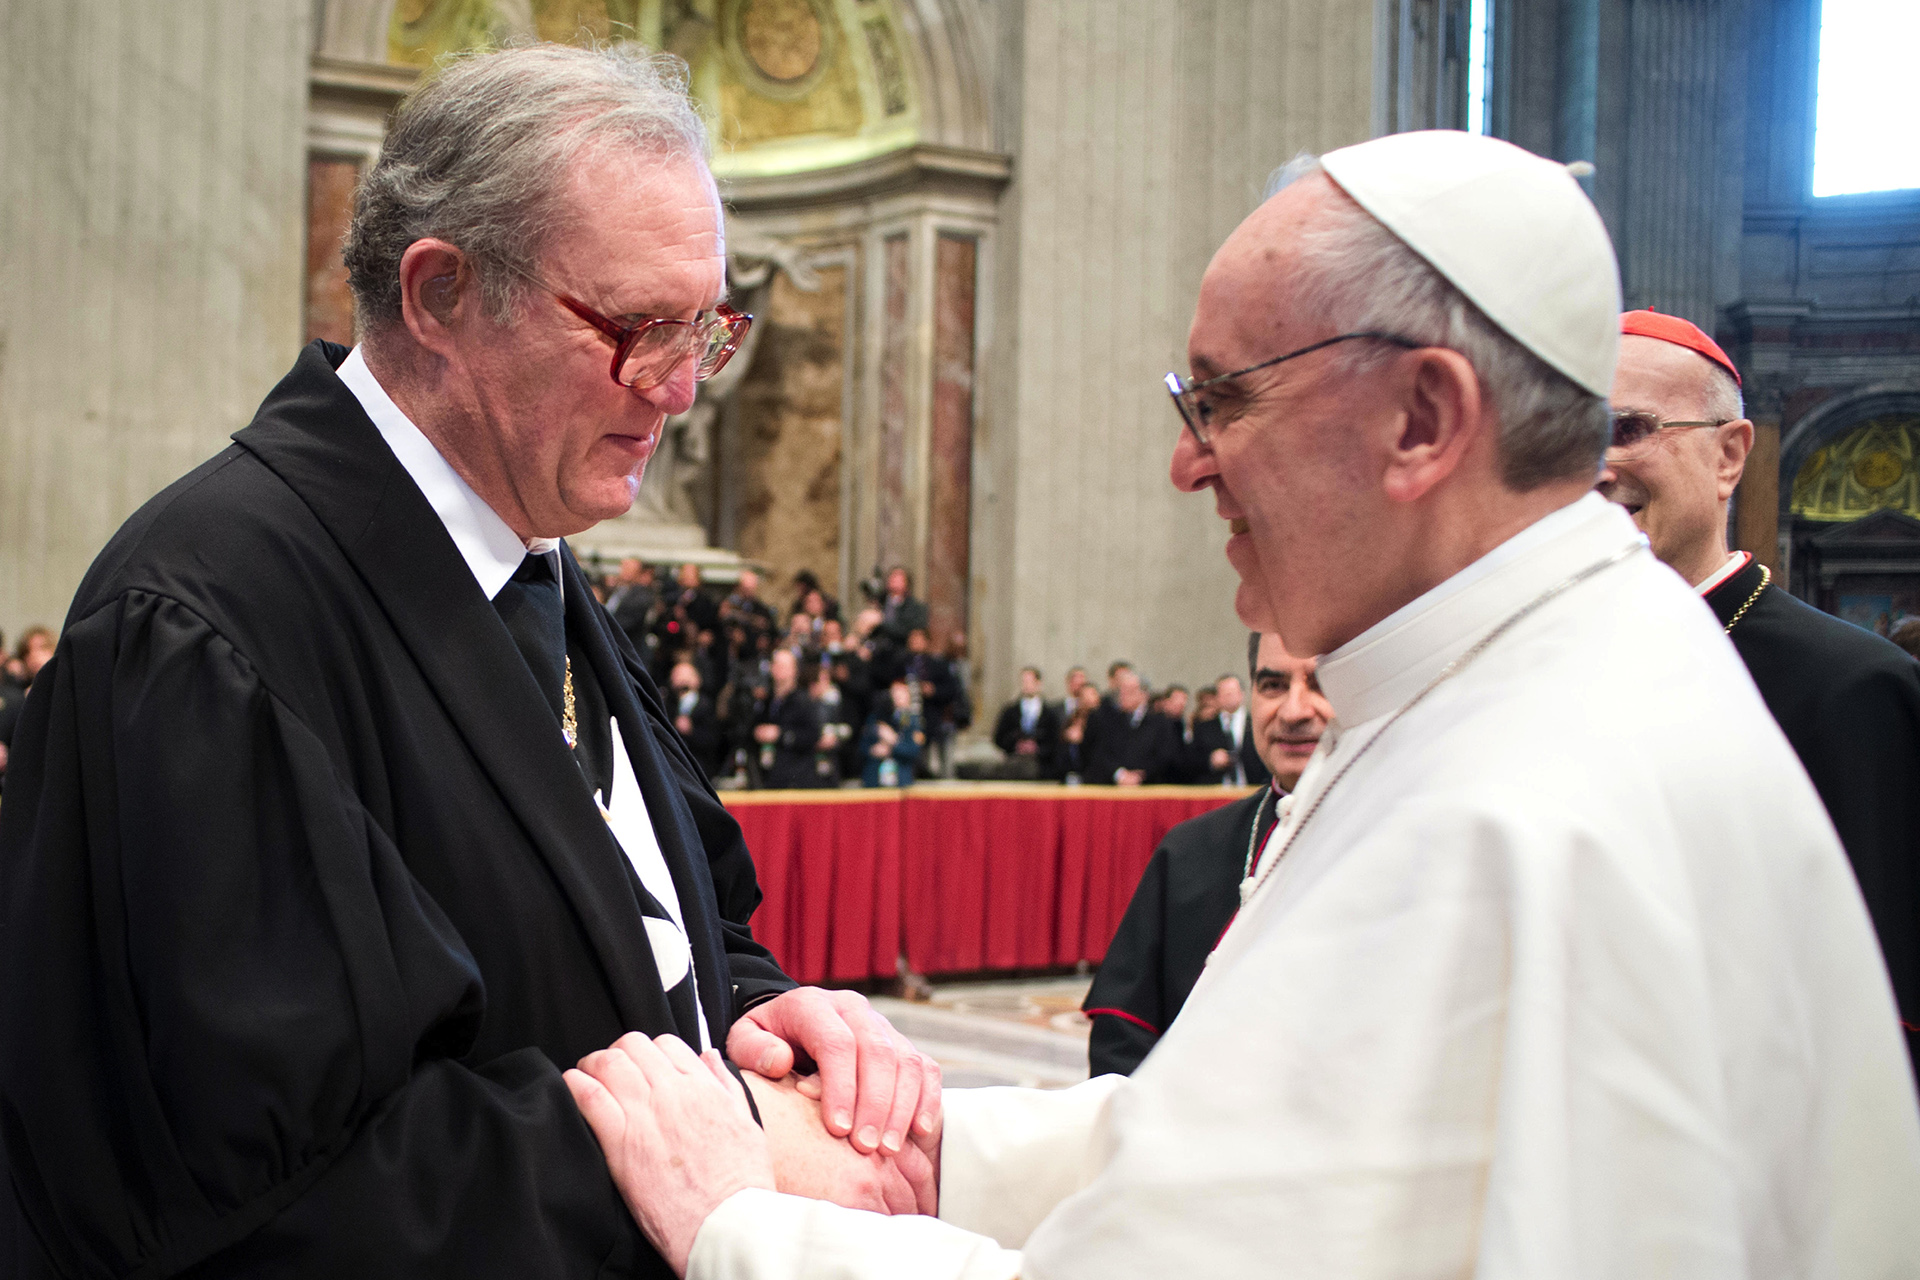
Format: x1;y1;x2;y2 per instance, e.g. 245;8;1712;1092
564;131;1920;1278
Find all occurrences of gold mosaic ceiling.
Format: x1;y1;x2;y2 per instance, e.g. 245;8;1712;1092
387;0;920;178
1789;415;1920;523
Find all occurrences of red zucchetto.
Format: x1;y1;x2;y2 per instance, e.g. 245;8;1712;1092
1619;309;1742;386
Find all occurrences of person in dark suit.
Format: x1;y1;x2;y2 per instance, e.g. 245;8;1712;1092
1083;668;1182;785
666;658;726;778
605;556;658;652
1601;308;1920;1077
874;566;929;649
1187;672;1272;787
1084;631;1332;1075
0;46;935;1279
1052;682;1104;781
993;666;1061;776
652;561;719;680
751;648;824;789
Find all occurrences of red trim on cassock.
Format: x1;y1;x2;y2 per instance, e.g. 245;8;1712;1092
1085;1007;1161;1035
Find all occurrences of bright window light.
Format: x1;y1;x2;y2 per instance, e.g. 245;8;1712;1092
1812;0;1920;197
1467;0;1491;135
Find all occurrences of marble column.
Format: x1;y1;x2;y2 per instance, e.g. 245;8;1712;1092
975;0;1376;710
0;0;313;632
926;232;978;647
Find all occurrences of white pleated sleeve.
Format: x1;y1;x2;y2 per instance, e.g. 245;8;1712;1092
687;1077;1123;1280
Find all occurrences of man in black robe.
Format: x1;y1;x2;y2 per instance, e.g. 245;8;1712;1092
0;46;935;1279
1600;309;1920;1077
1084;632;1332;1075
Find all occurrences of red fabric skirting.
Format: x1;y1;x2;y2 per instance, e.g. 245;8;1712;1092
721;786;1249;984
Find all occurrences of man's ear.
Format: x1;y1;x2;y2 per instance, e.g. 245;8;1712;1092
396;239;471;356
1715;418;1755;502
1381;346;1483;504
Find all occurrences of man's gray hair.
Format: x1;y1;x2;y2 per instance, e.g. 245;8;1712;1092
345;43;710;332
1266;154;1610;491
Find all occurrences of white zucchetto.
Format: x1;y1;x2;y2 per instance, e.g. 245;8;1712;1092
1319;130;1621;398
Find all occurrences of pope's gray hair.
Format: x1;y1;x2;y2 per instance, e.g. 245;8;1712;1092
344;43;710;332
1265;154;1609;491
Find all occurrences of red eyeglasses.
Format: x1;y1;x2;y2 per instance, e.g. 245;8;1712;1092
537;283;751;391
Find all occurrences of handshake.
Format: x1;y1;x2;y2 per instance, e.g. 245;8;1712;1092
565;986;943;1275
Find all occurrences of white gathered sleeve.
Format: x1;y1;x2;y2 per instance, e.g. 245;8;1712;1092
937;1077;1125;1246
688;1189;1022;1280
685;1078;1122;1280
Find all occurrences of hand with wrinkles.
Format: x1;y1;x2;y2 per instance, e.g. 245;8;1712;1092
566;1034;940;1277
726;986;942;1157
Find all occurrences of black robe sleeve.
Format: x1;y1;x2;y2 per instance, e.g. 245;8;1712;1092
1084;847;1173;1076
0;594;650;1279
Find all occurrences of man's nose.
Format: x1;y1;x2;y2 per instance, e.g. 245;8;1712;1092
636;357;699;415
1595;458;1617;488
1170;426;1217;494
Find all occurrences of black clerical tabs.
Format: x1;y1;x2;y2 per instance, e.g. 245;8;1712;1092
492;552;567;728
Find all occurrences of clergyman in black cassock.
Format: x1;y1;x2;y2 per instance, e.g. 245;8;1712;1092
1705;556;1920;1075
1083;786;1282;1075
0;341;794;1278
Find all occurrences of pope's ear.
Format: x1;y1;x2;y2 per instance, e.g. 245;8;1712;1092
1716;417;1755;500
396;239;471;353
1382;346;1482;504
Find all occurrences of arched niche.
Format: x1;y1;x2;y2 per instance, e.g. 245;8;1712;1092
1775;383;1920;620
1779;383;1920;520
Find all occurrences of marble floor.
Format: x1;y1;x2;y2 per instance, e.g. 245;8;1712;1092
872;976;1094;1090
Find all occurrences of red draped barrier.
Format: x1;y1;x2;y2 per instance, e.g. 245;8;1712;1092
722;786;1249;983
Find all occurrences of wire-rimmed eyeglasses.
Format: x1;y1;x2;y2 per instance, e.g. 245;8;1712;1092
1165;331;1422;447
1606;410;1729;458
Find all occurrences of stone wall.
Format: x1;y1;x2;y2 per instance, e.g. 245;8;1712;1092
0;0;313;634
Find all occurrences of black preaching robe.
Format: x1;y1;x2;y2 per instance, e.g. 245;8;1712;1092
1083;787;1278;1076
1706;556;1920;1077
0;342;794;1278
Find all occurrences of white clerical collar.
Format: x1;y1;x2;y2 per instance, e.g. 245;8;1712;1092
338;345;553;602
1694;550;1750;596
1316;493;1643;727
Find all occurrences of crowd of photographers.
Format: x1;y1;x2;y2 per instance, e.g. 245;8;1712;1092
596;560;969;789
593;558;1278;790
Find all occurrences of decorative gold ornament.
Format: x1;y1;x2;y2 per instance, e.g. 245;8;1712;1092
563;657;578;750
742;0;822;83
1790;415;1920;523
1723;564;1771;635
1854;448;1904;490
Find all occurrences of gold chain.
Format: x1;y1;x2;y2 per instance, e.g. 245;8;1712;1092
1722;564;1771;635
562;656;578;749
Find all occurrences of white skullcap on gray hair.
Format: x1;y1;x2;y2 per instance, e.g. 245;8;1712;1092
1319;130;1621;398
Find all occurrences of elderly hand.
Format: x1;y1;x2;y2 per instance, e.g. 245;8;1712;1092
727;987;941;1156
744;1073;938;1216
565;1034;774;1277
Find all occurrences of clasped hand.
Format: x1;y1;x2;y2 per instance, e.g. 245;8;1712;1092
566;987;943;1274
